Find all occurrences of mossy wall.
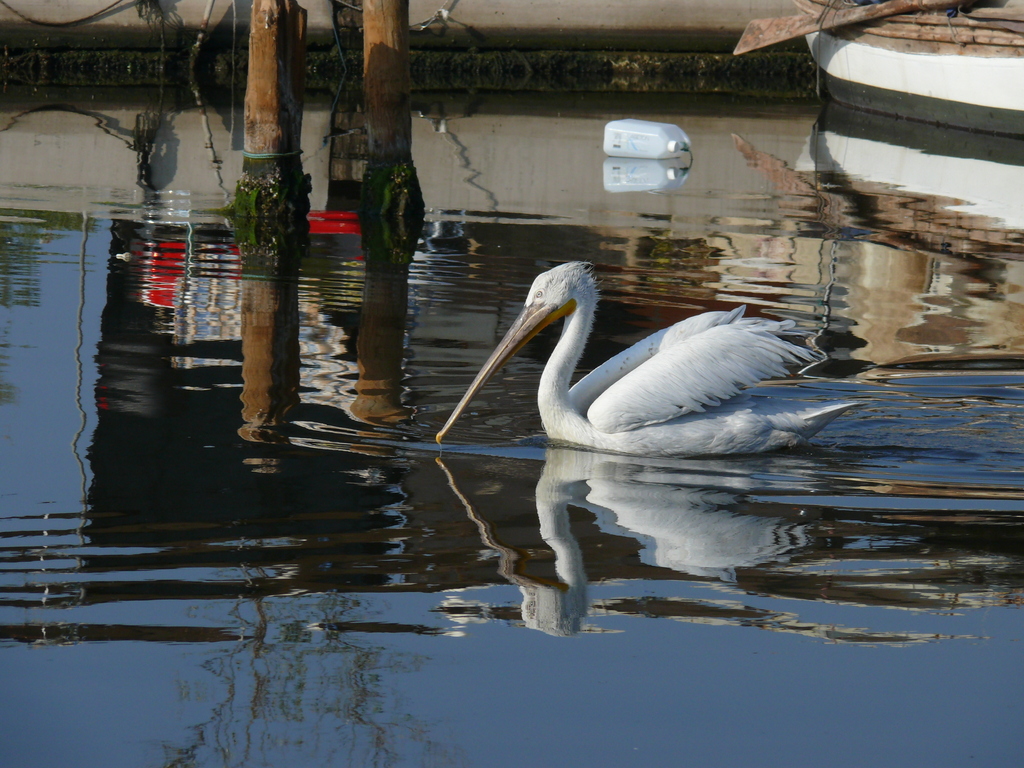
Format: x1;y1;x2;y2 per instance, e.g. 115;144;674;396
2;46;817;97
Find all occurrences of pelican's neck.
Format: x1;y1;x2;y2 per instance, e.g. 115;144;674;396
538;291;595;429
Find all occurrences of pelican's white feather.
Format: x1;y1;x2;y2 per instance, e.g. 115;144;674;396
568;306;742;413
584;318;821;433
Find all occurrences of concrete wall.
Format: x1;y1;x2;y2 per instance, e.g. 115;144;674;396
0;0;796;51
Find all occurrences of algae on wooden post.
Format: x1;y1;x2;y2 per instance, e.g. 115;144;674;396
233;155;312;249
360;161;424;265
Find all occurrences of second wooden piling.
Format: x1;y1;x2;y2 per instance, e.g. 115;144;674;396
360;0;424;264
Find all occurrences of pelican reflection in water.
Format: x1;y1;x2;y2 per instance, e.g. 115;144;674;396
437;262;855;456
441;449;814;637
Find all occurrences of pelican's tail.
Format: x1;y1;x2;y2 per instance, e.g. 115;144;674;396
798;401;859;437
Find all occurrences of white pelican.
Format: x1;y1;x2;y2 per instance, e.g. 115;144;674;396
436;262;856;456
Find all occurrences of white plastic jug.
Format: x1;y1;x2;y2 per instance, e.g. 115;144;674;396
603;119;691;159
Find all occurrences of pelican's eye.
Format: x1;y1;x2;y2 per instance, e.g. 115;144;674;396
534;290;544;299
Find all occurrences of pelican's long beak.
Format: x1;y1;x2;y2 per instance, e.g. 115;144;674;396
436;297;576;444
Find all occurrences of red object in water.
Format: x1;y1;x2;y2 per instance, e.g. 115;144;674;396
132;239;242;309
134;242;186;309
308;210;362;235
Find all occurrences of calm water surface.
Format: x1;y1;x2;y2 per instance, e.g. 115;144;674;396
1;89;1023;767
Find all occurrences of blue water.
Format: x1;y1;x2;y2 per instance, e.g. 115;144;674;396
1;90;1023;767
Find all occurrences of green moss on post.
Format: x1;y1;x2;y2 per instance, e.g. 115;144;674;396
359;161;425;265
232;155;311;250
235;156;311;220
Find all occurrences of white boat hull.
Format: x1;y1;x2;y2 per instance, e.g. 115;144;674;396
807;29;1024;125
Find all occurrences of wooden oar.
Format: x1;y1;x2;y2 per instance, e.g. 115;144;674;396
734;0;962;55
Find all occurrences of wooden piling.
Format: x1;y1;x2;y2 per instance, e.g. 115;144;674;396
362;0;411;163
234;0;309;440
245;0;306;157
234;0;311;230
359;0;424;264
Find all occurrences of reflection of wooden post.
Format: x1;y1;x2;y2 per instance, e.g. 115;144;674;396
352;262;413;425
235;0;310;229
360;0;424;264
351;1;419;412
239;256;302;443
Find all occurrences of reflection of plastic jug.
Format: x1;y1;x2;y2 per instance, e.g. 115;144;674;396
603;158;690;193
603;119;691;159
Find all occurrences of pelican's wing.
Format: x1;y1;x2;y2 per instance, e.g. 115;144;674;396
584;319;821;434
569;306;747;414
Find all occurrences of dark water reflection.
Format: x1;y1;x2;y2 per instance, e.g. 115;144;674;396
1;88;1023;767
439;445;1024;642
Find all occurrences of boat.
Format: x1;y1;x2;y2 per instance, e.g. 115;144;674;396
796;0;1024;133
